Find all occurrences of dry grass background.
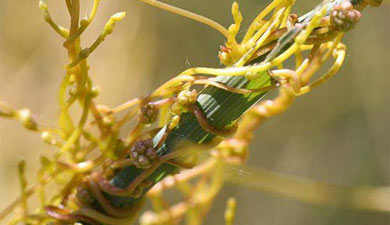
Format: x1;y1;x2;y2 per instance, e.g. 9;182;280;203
0;0;389;224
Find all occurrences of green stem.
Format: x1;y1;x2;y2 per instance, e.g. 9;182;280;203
91;0;355;218
106;71;272;208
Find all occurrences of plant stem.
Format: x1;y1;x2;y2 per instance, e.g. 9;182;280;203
106;72;272;208
94;0;360;215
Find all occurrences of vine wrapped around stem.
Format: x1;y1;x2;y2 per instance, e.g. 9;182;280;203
0;0;386;225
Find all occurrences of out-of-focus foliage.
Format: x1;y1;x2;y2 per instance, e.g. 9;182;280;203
0;0;389;224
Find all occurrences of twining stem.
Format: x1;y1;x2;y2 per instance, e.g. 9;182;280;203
98;0;359;212
105;69;272;209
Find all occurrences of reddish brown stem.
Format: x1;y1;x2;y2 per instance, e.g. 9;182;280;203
187;105;238;137
45;206;100;225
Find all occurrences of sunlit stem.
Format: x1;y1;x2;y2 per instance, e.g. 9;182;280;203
137;0;229;38
65;0;101;44
18;161;28;219
111;98;142;114
224;197;237;225
39;1;69;38
236;7;285;67
242;0;285;43
299;42;346;95
66;12;126;69
59;94;92;155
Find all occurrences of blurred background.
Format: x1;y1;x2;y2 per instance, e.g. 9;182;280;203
0;0;389;224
